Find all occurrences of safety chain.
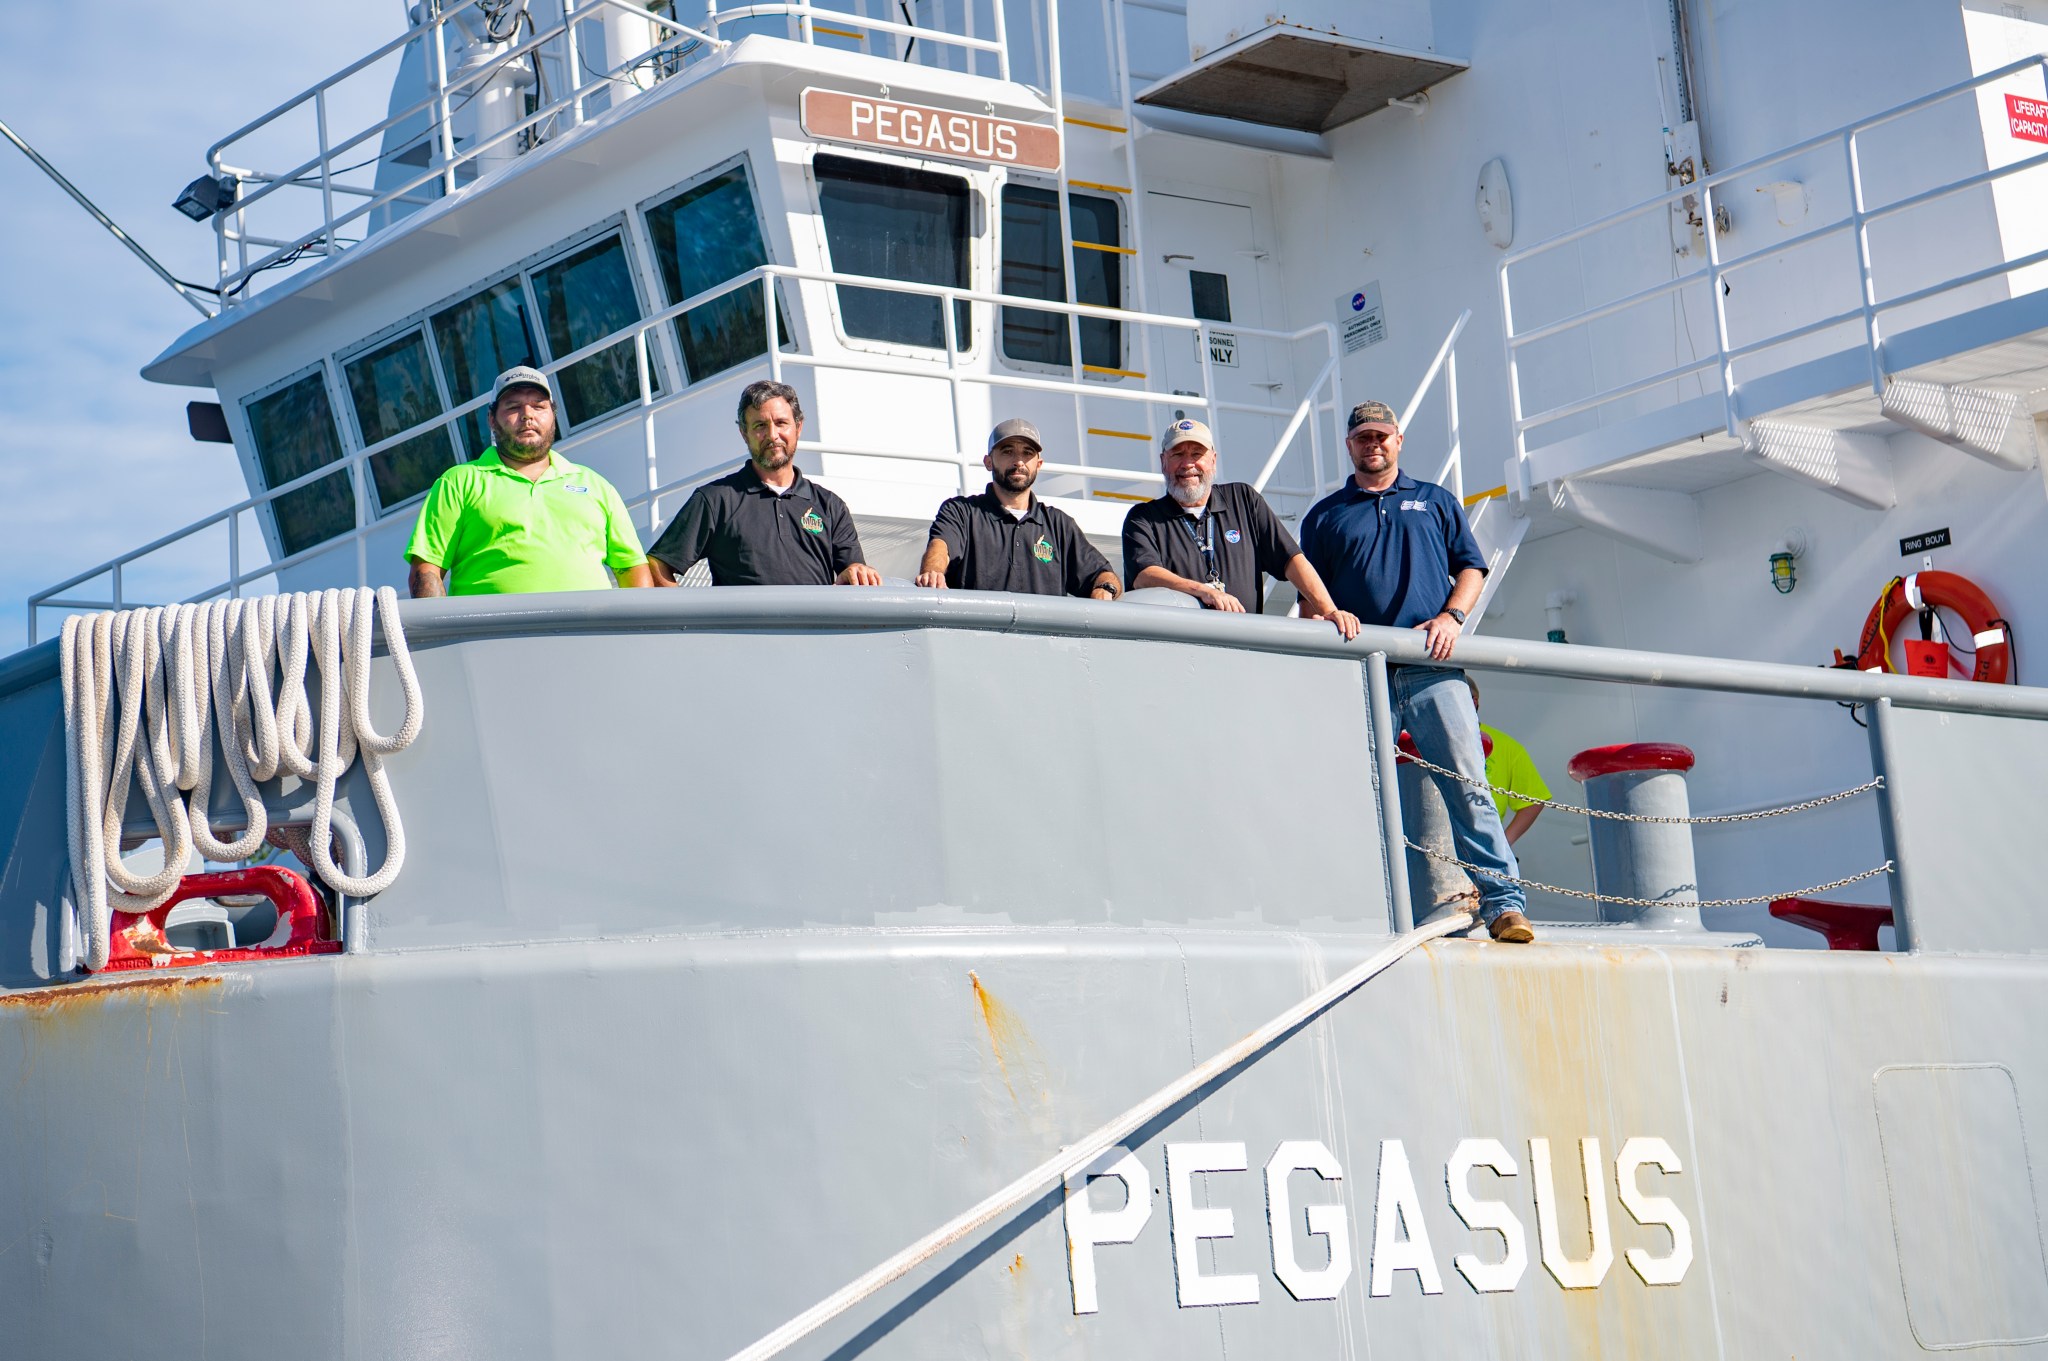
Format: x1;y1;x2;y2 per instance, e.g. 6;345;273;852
1398;750;1882;824
1403;840;1895;908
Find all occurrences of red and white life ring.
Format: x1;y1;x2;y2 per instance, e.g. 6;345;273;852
1854;571;2012;685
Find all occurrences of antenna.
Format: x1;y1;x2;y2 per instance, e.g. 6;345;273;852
0;115;217;319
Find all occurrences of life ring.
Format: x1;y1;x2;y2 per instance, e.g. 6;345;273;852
1854;571;2012;684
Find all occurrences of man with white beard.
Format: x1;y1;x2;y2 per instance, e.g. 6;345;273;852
1120;418;1358;637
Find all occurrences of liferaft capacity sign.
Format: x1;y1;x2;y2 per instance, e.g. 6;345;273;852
801;89;1060;171
2008;93;2048;144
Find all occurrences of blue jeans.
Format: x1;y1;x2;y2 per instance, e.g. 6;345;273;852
1390;666;1526;923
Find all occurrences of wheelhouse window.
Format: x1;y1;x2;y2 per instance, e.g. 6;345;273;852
815;154;970;351
341;330;458;510
244;370;356;559
528;232;661;427
431;276;540;459
1000;185;1123;371
643;161;785;383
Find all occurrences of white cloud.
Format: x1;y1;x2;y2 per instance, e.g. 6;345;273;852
0;2;401;651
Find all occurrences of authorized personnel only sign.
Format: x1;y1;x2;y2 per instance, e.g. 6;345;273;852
2008;93;2048;144
801;89;1060;171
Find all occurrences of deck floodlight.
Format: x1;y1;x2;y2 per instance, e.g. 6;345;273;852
1770;551;1797;594
173;174;235;222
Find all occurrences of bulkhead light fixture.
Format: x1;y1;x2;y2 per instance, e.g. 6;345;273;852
1770;551;1797;594
173;174;236;222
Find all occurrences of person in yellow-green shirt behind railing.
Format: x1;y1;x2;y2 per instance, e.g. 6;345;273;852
1466;675;1551;846
404;366;652;597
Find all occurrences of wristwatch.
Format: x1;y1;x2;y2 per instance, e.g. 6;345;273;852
1443;607;1467;625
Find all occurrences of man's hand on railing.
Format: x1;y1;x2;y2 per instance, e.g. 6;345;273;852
836;564;884;587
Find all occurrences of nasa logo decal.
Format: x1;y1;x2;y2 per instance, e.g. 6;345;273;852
1224;528;1242;544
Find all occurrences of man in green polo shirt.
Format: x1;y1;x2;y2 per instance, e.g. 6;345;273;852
405;366;651;596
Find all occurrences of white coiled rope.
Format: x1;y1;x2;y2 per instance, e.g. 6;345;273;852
60;587;424;970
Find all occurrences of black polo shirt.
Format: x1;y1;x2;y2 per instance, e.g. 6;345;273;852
930;487;1113;596
649;465;866;586
1121;482;1301;612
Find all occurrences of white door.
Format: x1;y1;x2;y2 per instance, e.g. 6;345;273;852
1141;192;1284;490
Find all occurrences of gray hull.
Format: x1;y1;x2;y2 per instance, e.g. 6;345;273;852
3;591;2044;1358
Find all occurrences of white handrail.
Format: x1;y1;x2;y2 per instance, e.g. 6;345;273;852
722;909;1477;1361
28;265;1336;637
203;0;1017;299
1499;52;2048;458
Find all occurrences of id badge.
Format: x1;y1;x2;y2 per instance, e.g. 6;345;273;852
1207;577;1226;591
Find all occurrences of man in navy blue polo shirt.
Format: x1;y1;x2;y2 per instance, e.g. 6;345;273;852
1299;400;1534;943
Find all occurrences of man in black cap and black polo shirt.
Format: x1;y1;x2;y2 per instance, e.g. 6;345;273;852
647;379;883;587
1121;417;1358;638
914;418;1121;601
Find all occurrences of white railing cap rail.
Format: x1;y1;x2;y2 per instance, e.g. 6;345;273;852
29;264;1337;629
1500;52;2048;273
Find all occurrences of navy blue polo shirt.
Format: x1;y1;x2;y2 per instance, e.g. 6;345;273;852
1298;471;1484;628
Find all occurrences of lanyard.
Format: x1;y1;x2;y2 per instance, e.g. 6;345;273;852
1180;512;1221;586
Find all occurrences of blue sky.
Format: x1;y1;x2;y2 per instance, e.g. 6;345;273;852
0;3;399;656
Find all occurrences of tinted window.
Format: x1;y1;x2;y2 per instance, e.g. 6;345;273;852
1190;270;1231;323
529;234;658;427
343;331;458;509
245;371;357;558
1000;185;1122;370
815;154;969;350
644;164;784;382
431;278;539;457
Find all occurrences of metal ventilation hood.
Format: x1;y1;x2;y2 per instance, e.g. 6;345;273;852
1135;2;1466;135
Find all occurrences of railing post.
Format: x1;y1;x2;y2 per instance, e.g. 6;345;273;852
1701;182;1738;437
228;507;242;599
1499;263;1531;492
565;0;587;128
1866;696;1914;951
112;562;123;613
941;283;969;495
1846;129;1883;396
431;5;459;195
991;0;1011;80
1365;651;1413;932
765;273;781;384
315;88;337;257
637;328;660;532
1445;345;1462;501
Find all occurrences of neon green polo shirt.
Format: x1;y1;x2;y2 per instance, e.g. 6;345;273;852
1480;723;1551;820
404;448;646;595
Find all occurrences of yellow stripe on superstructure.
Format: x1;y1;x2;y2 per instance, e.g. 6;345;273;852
1087;427;1151;441
1463;485;1508;507
1069;179;1132;194
811;23;865;39
1073;241;1138;256
1064;116;1128;133
1082;364;1147;379
1091;490;1151;502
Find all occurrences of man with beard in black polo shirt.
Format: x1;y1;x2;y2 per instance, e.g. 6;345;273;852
647;379;883;587
1122;418;1358;638
914;418;1121;601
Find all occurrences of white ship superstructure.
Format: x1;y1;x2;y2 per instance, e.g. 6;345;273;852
29;0;2048;943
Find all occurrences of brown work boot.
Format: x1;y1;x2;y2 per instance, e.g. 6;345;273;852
1488;910;1536;944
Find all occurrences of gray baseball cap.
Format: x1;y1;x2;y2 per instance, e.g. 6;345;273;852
987;417;1044;453
492;365;553;404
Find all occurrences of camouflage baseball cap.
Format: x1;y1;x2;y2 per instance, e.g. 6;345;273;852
1159;417;1215;454
1347;400;1399;434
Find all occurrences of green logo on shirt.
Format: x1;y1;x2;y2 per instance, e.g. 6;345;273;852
800;508;825;535
1033;535;1055;563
